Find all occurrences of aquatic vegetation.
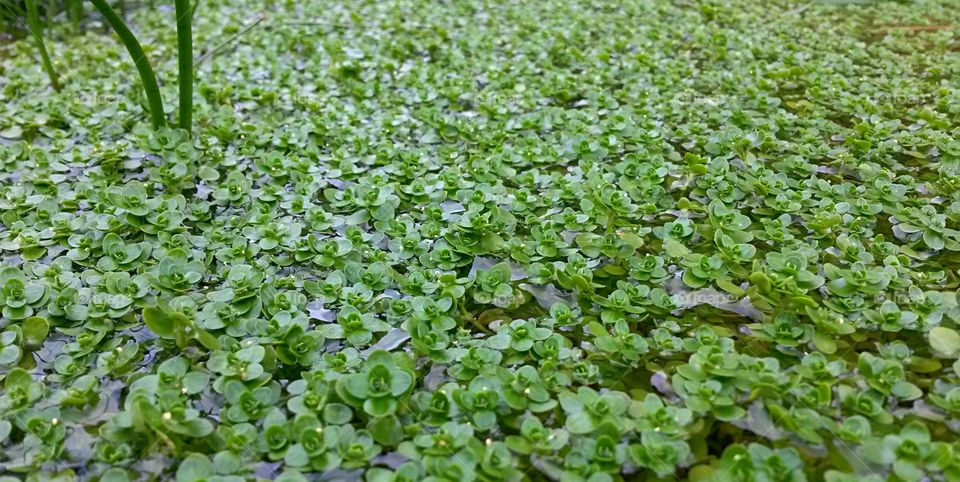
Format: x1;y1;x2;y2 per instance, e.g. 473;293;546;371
88;0;166;128
0;0;959;480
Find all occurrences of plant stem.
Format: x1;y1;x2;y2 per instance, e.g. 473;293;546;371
25;0;61;91
69;0;83;32
195;15;264;67
46;0;54;28
175;0;193;133
88;0;166;128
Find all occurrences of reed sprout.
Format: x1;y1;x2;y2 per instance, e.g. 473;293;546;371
88;0;166;128
175;0;192;133
25;0;62;91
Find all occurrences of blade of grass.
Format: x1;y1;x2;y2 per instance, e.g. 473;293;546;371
88;0;166;128
68;0;83;32
45;0;54;28
175;0;192;133
25;0;61;91
195;14;264;66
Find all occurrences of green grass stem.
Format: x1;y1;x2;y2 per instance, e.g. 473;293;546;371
25;0;61;91
88;0;166;128
175;0;192;133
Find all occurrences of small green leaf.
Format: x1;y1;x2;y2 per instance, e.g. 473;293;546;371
368;414;403;446
183;372;210;394
283;444;310;467
195;327;221;350
143;306;175;338
929;327;960;358
323;403;353;425
21;316;49;347
0;345;20;365
176;454;215;482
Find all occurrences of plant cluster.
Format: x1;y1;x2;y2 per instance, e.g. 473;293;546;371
1;0;960;481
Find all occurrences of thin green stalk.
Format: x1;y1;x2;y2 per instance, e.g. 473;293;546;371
45;0;54;28
195;15;263;67
25;0;61;91
88;0;166;128
69;0;83;32
175;0;193;133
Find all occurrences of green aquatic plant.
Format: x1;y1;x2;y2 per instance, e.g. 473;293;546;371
175;0;192;132
1;0;960;479
88;0;166;128
25;0;60;90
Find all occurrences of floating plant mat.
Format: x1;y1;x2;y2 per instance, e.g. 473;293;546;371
1;0;960;481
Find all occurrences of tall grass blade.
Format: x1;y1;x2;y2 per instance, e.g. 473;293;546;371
45;0;54;28
88;0;166;128
69;0;83;32
25;0;61;91
175;0;192;133
195;15;264;67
